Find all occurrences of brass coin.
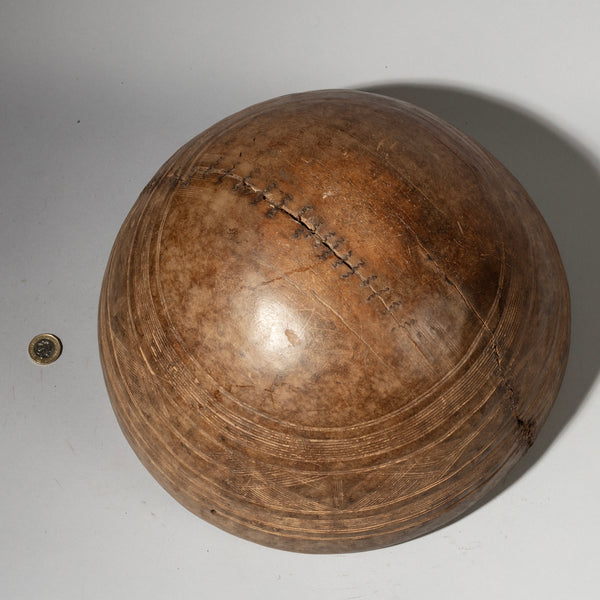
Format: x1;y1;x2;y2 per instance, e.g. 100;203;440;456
28;333;62;365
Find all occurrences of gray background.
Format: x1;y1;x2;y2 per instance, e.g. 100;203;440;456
2;1;599;598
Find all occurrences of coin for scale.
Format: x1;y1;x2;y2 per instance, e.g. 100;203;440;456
29;333;62;365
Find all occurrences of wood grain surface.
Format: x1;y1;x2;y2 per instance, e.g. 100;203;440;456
98;90;570;552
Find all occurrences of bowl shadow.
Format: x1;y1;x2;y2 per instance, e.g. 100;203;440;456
358;82;600;511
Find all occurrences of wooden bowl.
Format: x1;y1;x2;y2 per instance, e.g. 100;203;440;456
98;90;570;552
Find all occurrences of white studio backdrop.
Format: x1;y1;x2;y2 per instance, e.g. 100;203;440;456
1;1;599;599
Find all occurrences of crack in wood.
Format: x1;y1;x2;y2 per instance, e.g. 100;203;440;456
178;165;443;373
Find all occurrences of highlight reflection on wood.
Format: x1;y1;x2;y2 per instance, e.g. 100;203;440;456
98;90;570;553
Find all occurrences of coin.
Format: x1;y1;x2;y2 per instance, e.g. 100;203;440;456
28;333;62;365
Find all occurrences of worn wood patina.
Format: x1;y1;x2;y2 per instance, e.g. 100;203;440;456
98;90;570;552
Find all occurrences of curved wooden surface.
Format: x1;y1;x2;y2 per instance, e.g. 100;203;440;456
98;90;570;552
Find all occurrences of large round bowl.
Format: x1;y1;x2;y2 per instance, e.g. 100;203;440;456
99;90;570;552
